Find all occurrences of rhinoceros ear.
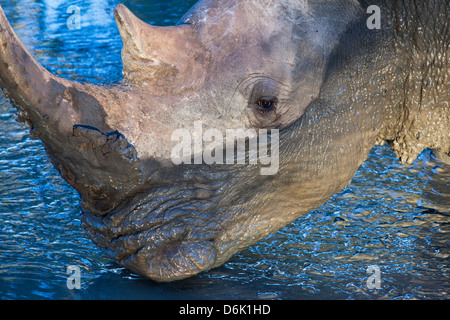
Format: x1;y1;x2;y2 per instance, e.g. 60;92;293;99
114;4;208;94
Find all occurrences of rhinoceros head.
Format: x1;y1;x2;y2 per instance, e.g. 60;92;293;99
1;0;448;282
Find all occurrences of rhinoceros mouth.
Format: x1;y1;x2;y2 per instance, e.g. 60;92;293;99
122;238;218;282
117;219;218;282
81;195;220;282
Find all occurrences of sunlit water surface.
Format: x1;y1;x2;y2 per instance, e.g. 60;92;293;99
0;0;449;300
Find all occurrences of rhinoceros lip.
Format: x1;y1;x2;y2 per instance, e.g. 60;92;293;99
118;220;218;282
83;208;218;282
123;238;217;282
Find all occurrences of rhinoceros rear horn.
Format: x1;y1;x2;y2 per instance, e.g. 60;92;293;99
114;4;208;94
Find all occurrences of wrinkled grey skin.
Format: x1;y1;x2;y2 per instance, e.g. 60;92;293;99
0;0;448;282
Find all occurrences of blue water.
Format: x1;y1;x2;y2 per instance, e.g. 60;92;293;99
1;0;449;300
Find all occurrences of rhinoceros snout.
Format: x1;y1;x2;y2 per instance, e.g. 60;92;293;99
82;206;219;282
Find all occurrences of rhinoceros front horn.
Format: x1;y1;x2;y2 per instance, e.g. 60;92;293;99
0;4;147;215
114;4;208;94
0;3;210;217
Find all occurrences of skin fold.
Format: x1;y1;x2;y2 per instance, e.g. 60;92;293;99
0;0;448;282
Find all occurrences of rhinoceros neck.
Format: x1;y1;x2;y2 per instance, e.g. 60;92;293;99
372;0;450;163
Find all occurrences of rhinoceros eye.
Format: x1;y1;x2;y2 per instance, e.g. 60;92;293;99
256;97;277;111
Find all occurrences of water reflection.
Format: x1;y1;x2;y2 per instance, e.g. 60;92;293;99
0;0;449;300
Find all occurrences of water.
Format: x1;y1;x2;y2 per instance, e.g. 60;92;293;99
0;0;449;300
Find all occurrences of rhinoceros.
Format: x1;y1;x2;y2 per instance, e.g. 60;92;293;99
0;0;448;282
